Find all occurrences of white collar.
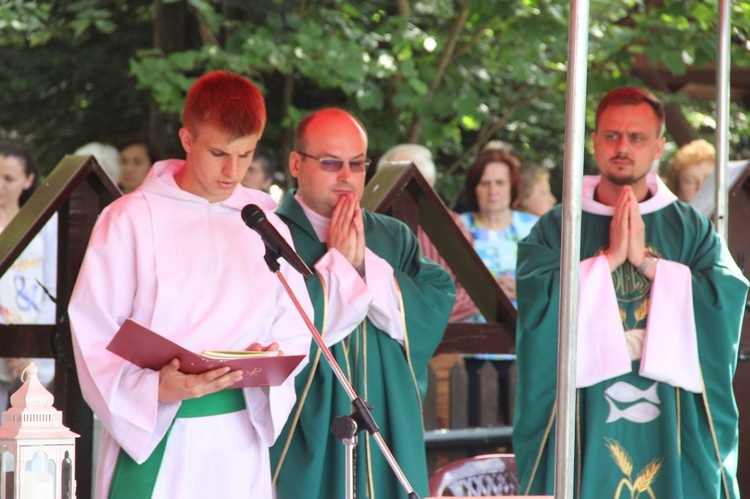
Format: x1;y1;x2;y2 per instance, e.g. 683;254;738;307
581;172;676;216
294;192;330;243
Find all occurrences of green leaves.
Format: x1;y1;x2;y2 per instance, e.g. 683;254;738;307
130;51;198;113
4;0;750;201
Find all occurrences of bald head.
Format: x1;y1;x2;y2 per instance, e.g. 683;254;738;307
294;108;368;153
379;143;436;186
289;108;369;217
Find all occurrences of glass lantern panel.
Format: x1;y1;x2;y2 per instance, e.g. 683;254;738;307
24;451;55;499
1;449;15;498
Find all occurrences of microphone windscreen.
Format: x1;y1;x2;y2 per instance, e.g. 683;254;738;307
241;204;265;228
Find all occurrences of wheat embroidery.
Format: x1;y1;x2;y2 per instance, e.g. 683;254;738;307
605;437;662;498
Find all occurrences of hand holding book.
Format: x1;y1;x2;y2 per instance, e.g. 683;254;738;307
241;340;284;357
107;319;305;389
157;358;244;403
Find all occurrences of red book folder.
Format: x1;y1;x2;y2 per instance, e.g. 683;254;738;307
106;319;306;388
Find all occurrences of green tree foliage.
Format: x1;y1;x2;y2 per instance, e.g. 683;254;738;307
0;0;155;171
2;0;750;203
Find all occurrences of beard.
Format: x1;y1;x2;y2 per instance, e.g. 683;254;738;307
603;172;636;186
601;159;650;186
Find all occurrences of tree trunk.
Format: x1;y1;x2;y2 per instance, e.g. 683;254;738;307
150;0;191;159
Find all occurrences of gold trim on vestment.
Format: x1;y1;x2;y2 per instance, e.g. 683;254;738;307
272;271;329;485
360;322;376;499
675;387;681;457
576;391;582;498
700;370;732;498
524;399;558;495
272;267;425;498
393;276;424;418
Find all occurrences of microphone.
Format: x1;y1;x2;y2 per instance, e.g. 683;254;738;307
241;204;313;278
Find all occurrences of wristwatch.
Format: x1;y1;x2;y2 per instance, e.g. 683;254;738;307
636;252;658;274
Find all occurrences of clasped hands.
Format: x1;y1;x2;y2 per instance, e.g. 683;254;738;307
328;193;365;276
157;341;280;404
605;186;655;279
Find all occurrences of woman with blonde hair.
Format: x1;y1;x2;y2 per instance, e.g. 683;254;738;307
518;162;557;217
665;139;715;202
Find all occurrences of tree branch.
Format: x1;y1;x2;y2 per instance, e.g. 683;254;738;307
279;0;310;188
406;3;470;142
395;0;410;18
445;83;556;192
190;4;220;47
453;15;497;60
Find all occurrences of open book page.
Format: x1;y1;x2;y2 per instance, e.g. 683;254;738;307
201;350;281;359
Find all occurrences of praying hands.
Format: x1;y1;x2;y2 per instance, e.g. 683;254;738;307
327;193;366;276
605;185;655;279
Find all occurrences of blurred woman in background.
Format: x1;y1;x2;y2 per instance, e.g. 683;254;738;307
461;150;538;308
518;162;557;217
0;138;56;407
665;139;715;203
117;136;159;194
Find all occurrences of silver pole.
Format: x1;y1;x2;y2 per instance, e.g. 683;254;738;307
555;0;590;497
715;0;731;238
344;434;357;499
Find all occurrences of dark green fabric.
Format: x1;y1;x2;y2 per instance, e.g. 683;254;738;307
270;191;455;499
513;200;748;498
109;389;245;499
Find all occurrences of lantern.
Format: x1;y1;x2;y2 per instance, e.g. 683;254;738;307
0;362;78;498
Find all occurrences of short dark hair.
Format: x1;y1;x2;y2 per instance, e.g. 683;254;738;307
253;144;278;180
0;138;40;206
116;136;160;164
182;71;266;139
595;87;665;136
464;150;522;212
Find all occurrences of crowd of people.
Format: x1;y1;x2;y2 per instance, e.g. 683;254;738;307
1;71;745;498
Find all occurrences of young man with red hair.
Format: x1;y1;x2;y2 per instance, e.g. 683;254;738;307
69;71;312;498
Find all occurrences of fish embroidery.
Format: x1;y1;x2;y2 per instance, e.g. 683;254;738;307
605;381;660;404
605;381;661;424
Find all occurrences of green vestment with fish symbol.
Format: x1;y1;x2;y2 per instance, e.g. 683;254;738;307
513;175;748;499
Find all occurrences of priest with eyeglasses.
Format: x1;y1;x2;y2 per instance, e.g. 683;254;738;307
270;107;455;499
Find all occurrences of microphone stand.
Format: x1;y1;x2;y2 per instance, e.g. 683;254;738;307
261;248;421;499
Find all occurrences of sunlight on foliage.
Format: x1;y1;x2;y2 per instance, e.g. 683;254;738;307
3;0;750;201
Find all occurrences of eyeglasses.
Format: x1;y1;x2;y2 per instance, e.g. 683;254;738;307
295;151;372;172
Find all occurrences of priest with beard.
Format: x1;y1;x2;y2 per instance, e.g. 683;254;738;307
513;87;748;498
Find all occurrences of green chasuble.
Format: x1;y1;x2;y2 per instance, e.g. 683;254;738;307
514;176;748;499
270;191;455;499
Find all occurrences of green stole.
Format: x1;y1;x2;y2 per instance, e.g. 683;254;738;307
108;389;245;498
